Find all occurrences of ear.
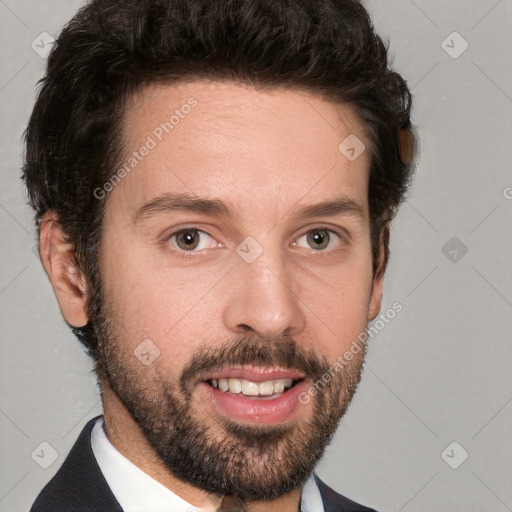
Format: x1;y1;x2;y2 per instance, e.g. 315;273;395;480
39;211;89;328
368;223;390;322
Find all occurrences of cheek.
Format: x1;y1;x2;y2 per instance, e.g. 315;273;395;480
99;241;224;366
297;255;373;360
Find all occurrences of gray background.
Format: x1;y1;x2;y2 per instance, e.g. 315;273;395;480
1;0;511;511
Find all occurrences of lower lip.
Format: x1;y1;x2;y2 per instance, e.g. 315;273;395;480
198;380;311;424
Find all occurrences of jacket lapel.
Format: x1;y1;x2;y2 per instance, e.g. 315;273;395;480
31;416;123;512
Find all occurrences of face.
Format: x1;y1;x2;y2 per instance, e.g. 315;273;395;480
91;81;382;500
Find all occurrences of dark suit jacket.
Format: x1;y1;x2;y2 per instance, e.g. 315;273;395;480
30;416;377;512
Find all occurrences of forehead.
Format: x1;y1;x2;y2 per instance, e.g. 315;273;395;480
111;80;371;223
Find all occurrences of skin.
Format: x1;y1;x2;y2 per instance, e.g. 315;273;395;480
40;81;384;512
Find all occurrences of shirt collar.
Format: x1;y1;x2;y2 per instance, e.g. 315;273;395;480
90;416;324;512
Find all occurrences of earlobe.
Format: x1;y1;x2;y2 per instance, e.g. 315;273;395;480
368;272;384;322
39;211;89;328
368;222;390;322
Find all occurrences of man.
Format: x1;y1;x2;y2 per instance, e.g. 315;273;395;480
24;0;415;510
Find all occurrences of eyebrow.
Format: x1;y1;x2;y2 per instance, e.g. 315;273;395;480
134;193;236;224
133;192;365;224
287;196;366;222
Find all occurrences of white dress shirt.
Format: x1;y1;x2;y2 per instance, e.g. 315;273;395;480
90;417;324;512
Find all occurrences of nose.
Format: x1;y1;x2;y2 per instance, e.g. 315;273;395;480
222;248;306;340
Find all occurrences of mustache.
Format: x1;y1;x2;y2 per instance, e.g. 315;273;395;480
179;337;329;395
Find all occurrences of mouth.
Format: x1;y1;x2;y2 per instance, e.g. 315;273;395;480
198;368;309;424
208;377;302;399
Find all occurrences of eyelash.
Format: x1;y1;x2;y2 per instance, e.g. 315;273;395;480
165;225;347;258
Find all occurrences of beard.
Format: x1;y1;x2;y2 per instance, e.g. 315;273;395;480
91;286;367;502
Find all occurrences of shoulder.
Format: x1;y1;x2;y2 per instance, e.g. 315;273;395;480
315;474;379;512
30;416;123;512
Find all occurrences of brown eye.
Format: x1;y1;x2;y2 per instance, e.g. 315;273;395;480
306;230;331;250
175;229;201;250
168;228;220;255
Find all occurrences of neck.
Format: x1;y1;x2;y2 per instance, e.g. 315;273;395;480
101;381;303;511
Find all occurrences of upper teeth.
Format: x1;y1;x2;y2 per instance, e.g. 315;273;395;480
211;378;293;396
